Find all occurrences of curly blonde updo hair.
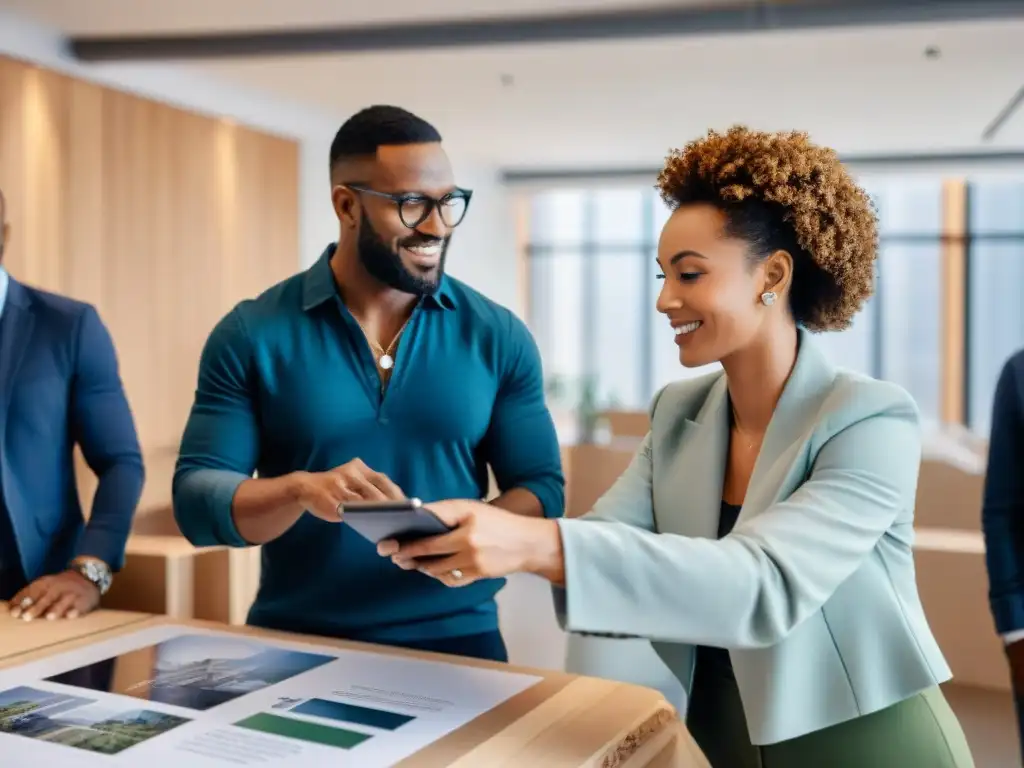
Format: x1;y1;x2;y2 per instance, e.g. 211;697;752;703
655;126;878;331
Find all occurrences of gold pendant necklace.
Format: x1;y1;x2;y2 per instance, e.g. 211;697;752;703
357;314;412;373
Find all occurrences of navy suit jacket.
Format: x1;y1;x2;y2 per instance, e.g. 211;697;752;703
0;277;144;582
983;348;1024;637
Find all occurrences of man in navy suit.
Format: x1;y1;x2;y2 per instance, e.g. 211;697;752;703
0;187;144;620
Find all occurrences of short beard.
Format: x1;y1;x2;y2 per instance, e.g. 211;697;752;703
356;212;447;296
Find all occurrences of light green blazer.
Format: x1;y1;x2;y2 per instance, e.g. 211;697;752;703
554;327;951;745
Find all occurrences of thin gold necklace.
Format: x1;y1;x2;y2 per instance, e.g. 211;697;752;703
731;409;762;452
354;314;412;374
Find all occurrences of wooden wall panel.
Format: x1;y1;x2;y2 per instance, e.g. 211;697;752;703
0;53;300;465
20;66;66;293
0;59;41;289
64;80;106;309
230;124;302;303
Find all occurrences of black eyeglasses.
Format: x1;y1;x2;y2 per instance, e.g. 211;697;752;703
345;184;472;229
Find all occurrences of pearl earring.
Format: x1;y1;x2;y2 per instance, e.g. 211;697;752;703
760;291;777;306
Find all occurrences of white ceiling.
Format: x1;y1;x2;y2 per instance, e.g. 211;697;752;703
4;1;1024;169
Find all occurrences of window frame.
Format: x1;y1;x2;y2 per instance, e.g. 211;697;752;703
519;177;1020;438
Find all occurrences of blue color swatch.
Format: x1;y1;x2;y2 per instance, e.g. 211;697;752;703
291;698;414;731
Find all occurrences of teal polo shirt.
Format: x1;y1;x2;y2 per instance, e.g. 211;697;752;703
173;245;565;643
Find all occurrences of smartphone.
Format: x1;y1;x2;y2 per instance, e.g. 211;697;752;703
341;498;453;545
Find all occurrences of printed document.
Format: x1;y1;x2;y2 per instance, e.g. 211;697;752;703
0;624;542;766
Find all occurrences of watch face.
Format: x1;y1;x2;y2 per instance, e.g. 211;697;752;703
78;561;112;593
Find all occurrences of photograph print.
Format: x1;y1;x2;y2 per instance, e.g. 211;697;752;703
47;633;336;712
0;685;189;755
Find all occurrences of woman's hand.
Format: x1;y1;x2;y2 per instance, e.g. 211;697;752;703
376;500;563;587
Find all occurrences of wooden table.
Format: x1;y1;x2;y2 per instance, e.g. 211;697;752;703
0;601;152;663
0;610;708;767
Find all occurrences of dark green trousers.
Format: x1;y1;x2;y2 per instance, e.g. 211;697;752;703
686;662;975;768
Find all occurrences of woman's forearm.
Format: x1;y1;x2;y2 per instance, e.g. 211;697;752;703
524;519;567;586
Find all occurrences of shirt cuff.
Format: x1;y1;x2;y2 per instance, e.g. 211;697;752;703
1003;629;1024;645
515;477;565;519
174;468;251;548
73;529;127;572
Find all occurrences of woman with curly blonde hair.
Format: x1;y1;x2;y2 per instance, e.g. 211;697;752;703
376;127;974;766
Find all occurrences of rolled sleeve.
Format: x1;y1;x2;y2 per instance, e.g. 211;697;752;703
481;311;565;518
174;469;250;548
173;308;259;548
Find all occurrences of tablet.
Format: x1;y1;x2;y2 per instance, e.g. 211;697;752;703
341;498;453;545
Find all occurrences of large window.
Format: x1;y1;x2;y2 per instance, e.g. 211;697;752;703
966;180;1024;435
525;178;949;432
865;180;945;425
530;187;651;415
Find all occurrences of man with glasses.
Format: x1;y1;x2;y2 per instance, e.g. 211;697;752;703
174;105;564;662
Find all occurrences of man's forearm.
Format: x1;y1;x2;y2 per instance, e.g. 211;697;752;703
490;487;545;517
174;468;306;548
230;474;309;545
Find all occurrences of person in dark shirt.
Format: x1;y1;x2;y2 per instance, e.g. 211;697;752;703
982;347;1024;761
172;105;564;662
0;186;144;619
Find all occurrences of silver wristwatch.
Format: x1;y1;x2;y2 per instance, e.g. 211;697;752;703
71;558;113;595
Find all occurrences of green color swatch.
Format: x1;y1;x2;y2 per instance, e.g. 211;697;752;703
235;712;372;749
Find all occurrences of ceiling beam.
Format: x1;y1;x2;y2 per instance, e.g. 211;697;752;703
68;0;1024;62
981;84;1024;142
502;149;1024;183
